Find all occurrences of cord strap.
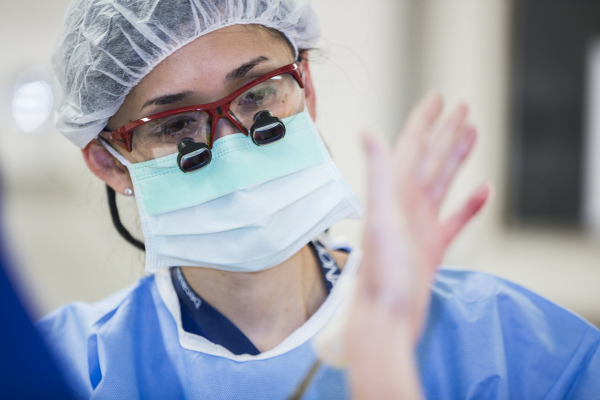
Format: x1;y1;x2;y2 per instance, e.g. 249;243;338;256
106;185;145;251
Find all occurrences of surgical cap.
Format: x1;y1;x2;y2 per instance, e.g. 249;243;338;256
52;0;320;149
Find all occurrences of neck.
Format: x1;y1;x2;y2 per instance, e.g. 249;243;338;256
181;244;327;352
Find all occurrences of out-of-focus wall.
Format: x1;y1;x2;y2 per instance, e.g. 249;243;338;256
2;0;599;327
410;0;600;326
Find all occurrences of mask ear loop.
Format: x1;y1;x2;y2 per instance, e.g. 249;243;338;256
106;185;145;251
98;136;146;251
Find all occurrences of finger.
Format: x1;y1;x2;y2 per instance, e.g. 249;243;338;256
361;131;393;284
363;131;394;222
362;132;413;304
394;91;444;166
428;125;477;206
400;91;444;142
417;102;470;187
429;102;469;148
441;184;492;247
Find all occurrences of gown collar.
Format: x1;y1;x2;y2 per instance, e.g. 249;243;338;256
154;236;363;361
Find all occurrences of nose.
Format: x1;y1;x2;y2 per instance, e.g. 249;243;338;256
213;117;242;143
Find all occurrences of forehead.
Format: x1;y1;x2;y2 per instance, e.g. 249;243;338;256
129;25;294;102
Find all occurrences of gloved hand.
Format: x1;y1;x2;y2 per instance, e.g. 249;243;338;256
347;92;491;399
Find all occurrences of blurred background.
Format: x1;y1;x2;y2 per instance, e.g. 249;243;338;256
1;0;600;327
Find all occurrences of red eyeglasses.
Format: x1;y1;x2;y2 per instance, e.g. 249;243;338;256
104;62;305;172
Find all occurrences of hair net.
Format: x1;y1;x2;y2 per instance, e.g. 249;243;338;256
52;0;320;149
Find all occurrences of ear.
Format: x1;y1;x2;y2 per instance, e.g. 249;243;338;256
82;139;133;195
301;58;317;121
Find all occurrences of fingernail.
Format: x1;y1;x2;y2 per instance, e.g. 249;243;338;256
457;127;477;155
363;133;381;158
424;89;441;101
479;183;494;201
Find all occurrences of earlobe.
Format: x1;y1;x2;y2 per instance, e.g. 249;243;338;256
82;139;133;195
301;58;317;121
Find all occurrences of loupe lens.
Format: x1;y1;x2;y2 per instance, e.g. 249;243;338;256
252;123;285;145
177;138;212;173
180;148;211;172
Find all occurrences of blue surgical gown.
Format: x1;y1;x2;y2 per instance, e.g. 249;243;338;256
37;266;600;399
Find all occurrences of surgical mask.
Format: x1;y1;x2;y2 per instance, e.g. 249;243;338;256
104;111;364;273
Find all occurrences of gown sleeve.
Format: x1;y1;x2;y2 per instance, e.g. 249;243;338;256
417;268;600;400
36;280;144;399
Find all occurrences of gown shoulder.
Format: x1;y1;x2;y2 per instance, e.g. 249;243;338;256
35;267;600;399
36;275;158;398
419;268;600;400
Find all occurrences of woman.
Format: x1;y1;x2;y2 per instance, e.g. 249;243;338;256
39;0;600;398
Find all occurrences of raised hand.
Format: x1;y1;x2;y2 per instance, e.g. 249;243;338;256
347;92;490;399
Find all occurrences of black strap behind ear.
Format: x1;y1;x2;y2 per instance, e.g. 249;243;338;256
106;185;145;251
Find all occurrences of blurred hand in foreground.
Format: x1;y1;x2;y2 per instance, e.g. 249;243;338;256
347;92;491;399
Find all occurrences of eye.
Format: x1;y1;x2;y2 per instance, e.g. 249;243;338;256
236;85;277;109
154;116;197;138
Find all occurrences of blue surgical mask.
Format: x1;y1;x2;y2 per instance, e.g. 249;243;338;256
105;111;364;273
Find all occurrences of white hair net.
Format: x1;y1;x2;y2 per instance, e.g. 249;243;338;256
52;0;320;148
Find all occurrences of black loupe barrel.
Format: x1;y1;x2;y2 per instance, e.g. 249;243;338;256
250;110;286;145
177;138;212;173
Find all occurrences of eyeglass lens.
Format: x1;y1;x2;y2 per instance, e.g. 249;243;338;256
129;73;304;166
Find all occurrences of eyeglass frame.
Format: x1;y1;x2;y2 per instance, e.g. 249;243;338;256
104;62;305;153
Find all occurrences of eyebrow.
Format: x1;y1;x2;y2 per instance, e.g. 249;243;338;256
140;91;193;112
225;56;269;82
139;57;270;113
